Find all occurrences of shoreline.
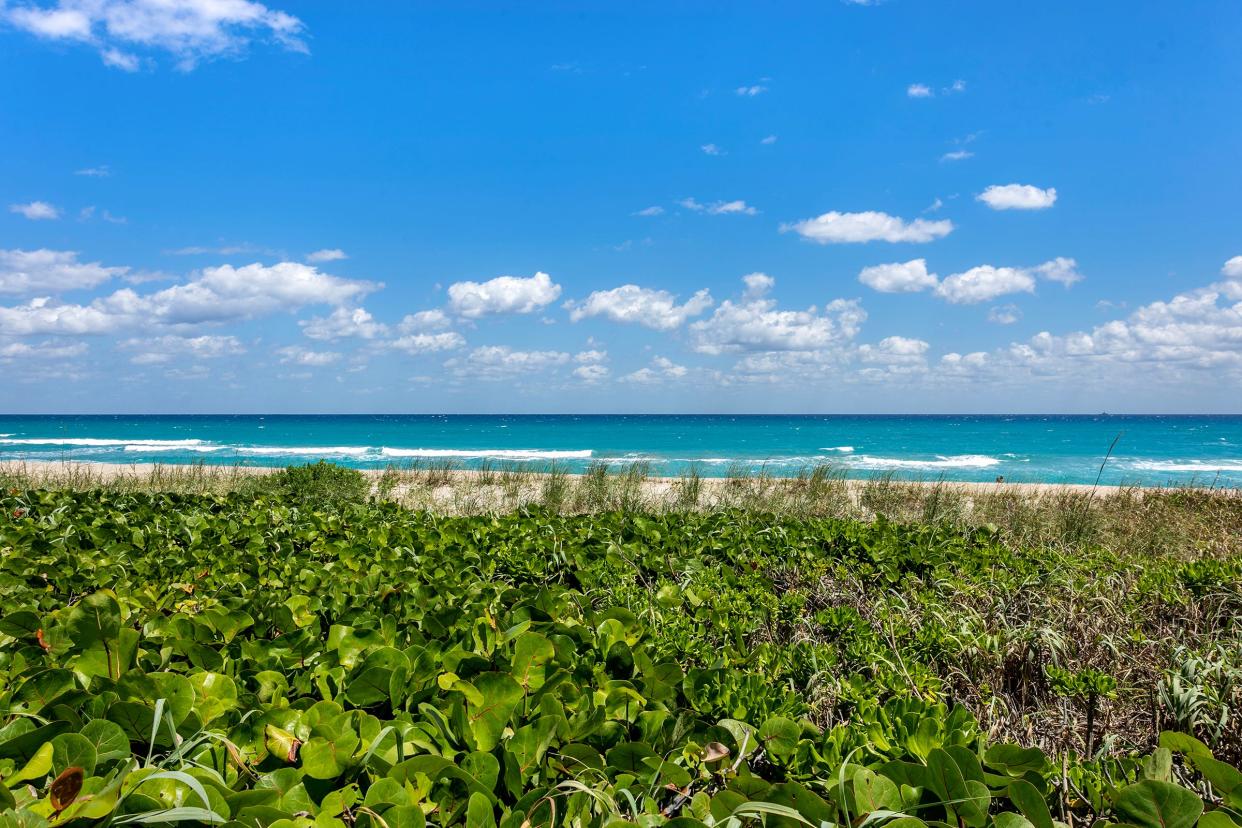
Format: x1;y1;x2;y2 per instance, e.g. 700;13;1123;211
0;457;1221;495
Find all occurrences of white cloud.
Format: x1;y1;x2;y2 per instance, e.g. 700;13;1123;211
633;205;664;217
710;200;758;216
447;271;561;318
907;83;933;98
782;210;954;244
761;134;778;145
74;165;111;177
1031;257;1083;286
301;306;387;340
947;79;967;93
977;184;1058;210
736;84;767;96
858;259;939;293
700;143;724;156
621;355;688;384
940;266;1242;383
277;346;339;366
0;260;375;335
987;304;1022;325
0;340;88;361
857;336;930;375
5;0;307;71
940;150;974;162
9;201;60;220
742;272;775;299
0;248;129;294
445;346;570;380
852;257;1081;304
573;364;609;382
388;331;465;355
398;309;451;332
567;285;713;331
123;334;244;364
679;197;757;216
934;265;1036;304
1221;256;1242;278
691;275;866;354
306;248;347;263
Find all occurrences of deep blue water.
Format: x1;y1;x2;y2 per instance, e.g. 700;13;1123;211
0;415;1239;487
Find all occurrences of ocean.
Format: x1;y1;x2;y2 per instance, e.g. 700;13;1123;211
0;414;1239;487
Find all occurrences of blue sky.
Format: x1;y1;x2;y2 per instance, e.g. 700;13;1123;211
1;0;1240;413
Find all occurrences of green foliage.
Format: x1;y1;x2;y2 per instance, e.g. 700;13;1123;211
249;461;371;510
0;486;1238;827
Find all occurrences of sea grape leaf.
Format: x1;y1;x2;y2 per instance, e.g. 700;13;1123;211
50;733;96;777
79;719;130;766
985;744;1048;777
1114;780;1203;828
758;717;801;762
511;632;555;693
1008;779;1054;828
465;672;522;752
853;767;901;814
67;593;122;651
190;672;239;725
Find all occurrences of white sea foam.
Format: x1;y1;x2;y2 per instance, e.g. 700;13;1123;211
123;444;223;453
846;454;1002;470
821;446;854;453
0;437;206;447
381;447;592;460
237;446;374;457
1127;459;1242;473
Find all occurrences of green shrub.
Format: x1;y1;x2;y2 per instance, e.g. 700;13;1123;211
250;460;370;509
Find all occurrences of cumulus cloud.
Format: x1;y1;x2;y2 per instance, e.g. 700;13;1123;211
857;336;930;376
938;264;1242;383
277;346;339;366
573;364;609;382
0;260;376;335
907;83;933;98
736;84;767;96
934;265;1036;304
9;201;60;220
567;285;713;331
761;134;778;145
782;210;954;244
940;150;974;162
1031;257;1083;286
622;356;688;384
300;307;387;340
306;248;347;263
445;346;570;380
447;271;561;319
74;165;110;177
700;143;724;156
858;259;939;293
1221;256;1242;278
987;304;1022;325
398;309;452;332
632;206;664;217
122;334;244;364
4;0;307;71
388;331;465;355
690;275;866;354
856;257;1082;303
977;184;1058;210
0;248;129;294
0;340;88;361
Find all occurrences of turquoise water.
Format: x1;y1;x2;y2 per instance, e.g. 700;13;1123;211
0;415;1239;487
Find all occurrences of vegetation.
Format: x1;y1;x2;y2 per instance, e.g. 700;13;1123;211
0;464;1239;827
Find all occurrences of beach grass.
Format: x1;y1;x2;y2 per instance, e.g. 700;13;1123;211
3;458;1238;557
